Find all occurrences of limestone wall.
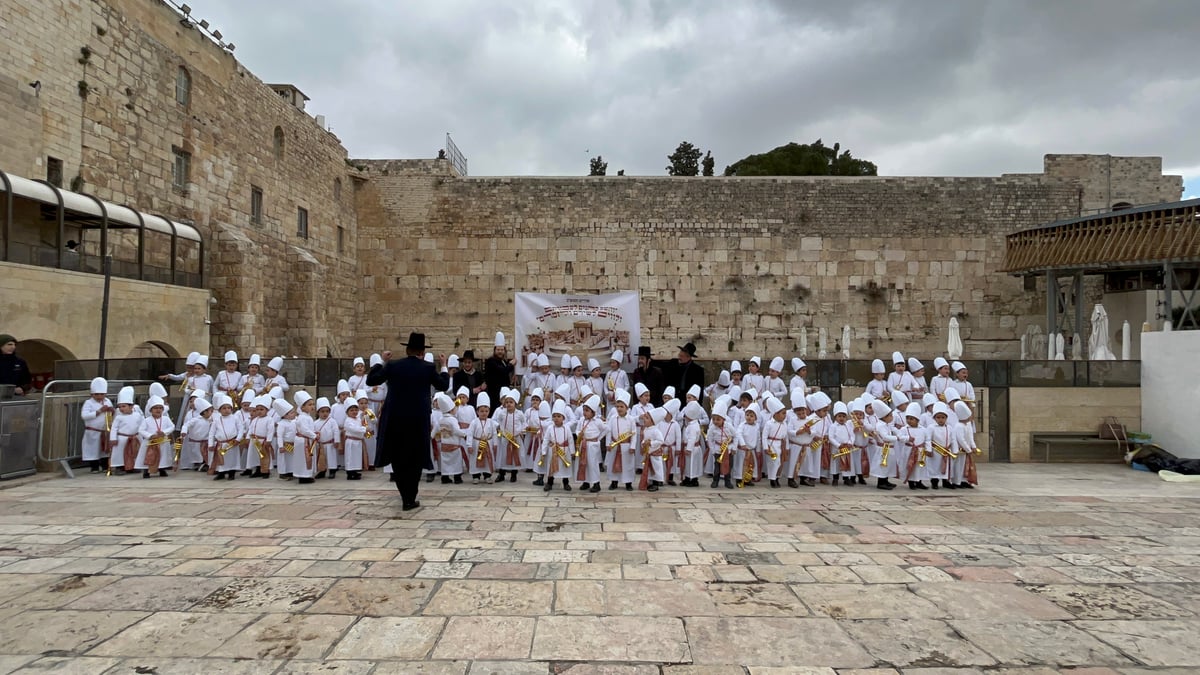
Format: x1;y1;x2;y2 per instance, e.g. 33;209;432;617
1008;387;1141;462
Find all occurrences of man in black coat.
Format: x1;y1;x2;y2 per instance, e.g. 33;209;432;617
451;350;486;406
652;342;706;404
0;334;32;396
368;332;450;511
631;346;665;406
483;332;516;408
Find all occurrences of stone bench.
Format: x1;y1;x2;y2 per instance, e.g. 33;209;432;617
1030;432;1124;463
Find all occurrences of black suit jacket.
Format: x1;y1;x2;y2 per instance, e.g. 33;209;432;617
367;358;449;469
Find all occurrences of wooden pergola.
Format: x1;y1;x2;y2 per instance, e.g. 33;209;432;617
1004;199;1200;335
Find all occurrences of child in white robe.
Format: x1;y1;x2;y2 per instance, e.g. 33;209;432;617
108;386;142;475
243;354;265;396
735;404;761;488
604;351;630;416
522;390;545;472
134;396;174;477
215;351;245;399
828;401;856;485
789;395;820;487
574;395;604;492
493;389;526;483
207;394;242;479
951;400;979;489
273;399;299;480
899;403;928;489
179;398;212;470
638;407;667;492
432;393;467;483
764;357;788;400
541;400;575;491
743;357;765;397
468;392;498;483
930;357;954;403
314;398;340;479
81;377;113;473
347;357;369;395
866;359;889;403
680;401;704;486
925;402;958;489
658;399;682;486
293;391;317;483
908;358;929;398
244;395;275;478
707;399;736;489
886;352;916;398
606;390;637;491
262;356;289;398
341;399;368;480
869;400;899;490
761;396;788;488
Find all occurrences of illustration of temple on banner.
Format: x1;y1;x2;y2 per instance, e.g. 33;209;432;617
514;292;641;372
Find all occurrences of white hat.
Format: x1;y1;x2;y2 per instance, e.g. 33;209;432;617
337;379;351;395
933;357;949;371
683;401;704;420
149;382;167;398
663;398;681;418
904;403;922;419
615;389;631;406
570;356;582;370
315;397;331;411
832;401;848;417
952;361;967;373
908;357;924;372
945;388;961;403
447;355;460;368
424;353;435;364
790;390;807;409
730;360;743;373
241;390;255;404
861;391;876;402
560;355;572;369
871;400;892;418
745;403;761;418
728;386;742;401
434;393;454;413
687;384;701;399
749;356;761;367
743;387;758;400
370;353;383;367
891;391;910;408
649;408;668;424
765;397;786;415
711;399;730;419
662;386;676;400
552;400;569;417
196;355;209;369
531;387;544;401
344;398;360;410
892;351;904;365
808;392;832;411
146;395;165;411
476;392;491;409
495;331;506;347
769;356;785;372
537;354;550;368
190;388;207;399
583;395;601;414
954;401;972;421
185;351;200;366
587;358;600;371
457;386;470;398
634;383;649;398
117;386;135;405
848;399;864;415
213;393;232;410
922;393;936;408
355;389;369;401
791;357;804;372
294;391;313;408
871;359;886;374
195;398;213;415
253;395;271;409
538;401;552;420
611;350;623;364
268;356;284;372
248;353;262;367
499;386;510;401
717;370;730;387
509;390;521;406
579;384;594;399
554;383;570;399
224;350;238;363
269;388;283;400
527;353;539;367
89;377;107;394
933;402;950;417
353;356;365;367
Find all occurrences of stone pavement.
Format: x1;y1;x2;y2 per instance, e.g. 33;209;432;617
0;465;1198;674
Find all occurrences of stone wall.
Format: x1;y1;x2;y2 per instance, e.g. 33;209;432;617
0;0;359;358
353;159;1181;360
1008;387;1140;462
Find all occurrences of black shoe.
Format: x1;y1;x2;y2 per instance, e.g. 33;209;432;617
563;480;571;491
635;468;643;475
509;472;517;483
609;481;618;490
158;469;169;477
788;478;799;488
242;470;253;477
251;468;262;477
441;476;452;484
589;484;600;493
917;482;929;490
931;479;940;489
214;473;226;481
625;483;633;491
315;470;327;479
402;501;422;511
599;464;606;473
667;478;676;486
533;477;545;487
581;482;590;490
142;470;150;479
425;473;434;482
544;481;553;491
227;471;236;481
770;479;780;488
348;472;362;481
960;482;974;489
710;477;720;488
199;464;209;472
328;470;337;479
261;471;271;479
647;484;659;492
298;477;314;484
831;475;840;486
724;476;734;489
453;475;463;484
945;482;958;490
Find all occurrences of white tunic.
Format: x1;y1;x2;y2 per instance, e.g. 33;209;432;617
80;398;112;461
134;414;175;470
207;413;243;472
606;414;637;484
574;416;603;484
540;423;574;480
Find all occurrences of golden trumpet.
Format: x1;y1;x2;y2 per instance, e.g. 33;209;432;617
476;440;489;461
881;442;891;467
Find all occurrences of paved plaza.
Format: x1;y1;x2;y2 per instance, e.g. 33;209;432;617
0;465;1197;674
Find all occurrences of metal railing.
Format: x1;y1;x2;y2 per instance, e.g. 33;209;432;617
36;379;154;477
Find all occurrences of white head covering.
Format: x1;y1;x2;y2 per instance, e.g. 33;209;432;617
448;355;460;368
687;385;702;399
904;403;922;419
808;391;832;411
871;358;886;374
933;357;949;371
611;350;624;364
662;386;676;400
728;386;742;401
922;393;937;408
344;398;360;411
788;358;800;372
456;386;470;399
570;356;583;370
531;387;544;401
537;354;550;368
552;400;569;418
579;384;593;399
765;397;786;415
248;353;262;367
538;400;552;420
649;408;668;424
117;386;135;405
587;358;600;372
832;401;848;417
434;393;454;413
891;391;910;408
355;389;369;401
745;403;761;418
683;401;704;420
933;402;951;418
189;389;207;399
711;399;730;419
583;395;602;414
730;360;743;373
337;379;351;395
370;353;383;367
717;370;730;387
213;393;232;410
790;390;807;409
495;331;506;347
663;398;681;418
294;390;313;408
499;386;510;402
89;377;107;394
146;395;165;411
954;401;973;421
185;351;200;366
749;356;762;367
743;387;758;401
315;397;331;411
908;357;924;372
945;388;961;403
554;383;570;400
424;353;434;363
848;399;865;415
196;355;209;369
253;395;271;409
267;356;284;372
560;355;572;370
241;390;255;404
353;356;365;367
149;382;167;398
615;389;631;406
224;350;238;363
527;353;539;368
952;361;967;373
871;400;892;418
769;356;785;372
892;351;905;365
634;383;649;398
476;392;491;409
194;398;213;414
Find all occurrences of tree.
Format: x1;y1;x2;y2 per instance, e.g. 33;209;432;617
666;141;702;176
589;155;607;176
723;139;878;177
701;151;715;176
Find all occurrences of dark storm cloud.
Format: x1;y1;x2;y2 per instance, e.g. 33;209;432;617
190;0;1200;183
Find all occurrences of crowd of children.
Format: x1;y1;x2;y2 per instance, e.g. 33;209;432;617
82;343;981;492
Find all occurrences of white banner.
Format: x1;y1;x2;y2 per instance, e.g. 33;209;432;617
514;292;640;374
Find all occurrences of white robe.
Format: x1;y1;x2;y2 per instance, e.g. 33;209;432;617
134;414;175;470
761;419;788;481
433;414;467;476
606;414;637;484
80;398;112;462
574;416;604;484
540;423;574;480
207;413;243;472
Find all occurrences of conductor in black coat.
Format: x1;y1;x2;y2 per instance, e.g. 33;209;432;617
368;332;449;511
652;342;706;404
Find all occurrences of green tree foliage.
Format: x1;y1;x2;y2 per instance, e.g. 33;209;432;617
723;140;877;177
666;141;702;176
701;151;715;176
589;155;607;176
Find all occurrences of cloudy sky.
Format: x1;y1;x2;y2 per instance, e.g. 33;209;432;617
193;0;1199;193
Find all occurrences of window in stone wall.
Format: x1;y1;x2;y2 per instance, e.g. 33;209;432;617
273;126;285;160
297;206;309;239
171;146;191;189
46;157;64;188
175;66;191;107
334;177;342;202
337;225;345;254
250;186;263;225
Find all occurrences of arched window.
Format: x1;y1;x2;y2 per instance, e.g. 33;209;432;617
333;177;342;202
273;126;284;160
175;66;191;107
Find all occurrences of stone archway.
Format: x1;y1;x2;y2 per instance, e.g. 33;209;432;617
15;339;78;387
126;341;179;359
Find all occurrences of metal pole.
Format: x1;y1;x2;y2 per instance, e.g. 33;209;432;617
98;254;112;378
1073;273;1083;339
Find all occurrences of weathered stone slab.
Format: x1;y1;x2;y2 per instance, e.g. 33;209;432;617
531;616;689;662
685;617;873;667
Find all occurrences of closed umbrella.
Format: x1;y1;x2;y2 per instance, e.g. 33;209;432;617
800;328;807;357
1089;304;1117;360
841;325;851;359
947;317;963;360
818;327;827;359
1054;333;1065;360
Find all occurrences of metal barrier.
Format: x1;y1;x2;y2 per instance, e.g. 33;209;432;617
37;379;154;478
0;397;39;479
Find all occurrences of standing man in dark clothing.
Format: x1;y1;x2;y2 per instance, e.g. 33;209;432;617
368;332;450;512
484;331;517;408
0;334;32;396
452;350;485;406
631;346;665;406
652;342;706;404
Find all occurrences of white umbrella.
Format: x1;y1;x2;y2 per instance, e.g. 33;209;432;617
1072;333;1082;360
1047;331;1055;360
799;328;807;357
1054;333;1065;360
818;327;827;359
1020;334;1028;360
1088;303;1117;360
841;325;851;359
947;317;963;360
1121;321;1131;360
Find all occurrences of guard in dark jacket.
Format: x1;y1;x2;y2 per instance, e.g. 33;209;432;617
0;334;32;396
368;333;450;511
653;342;706;404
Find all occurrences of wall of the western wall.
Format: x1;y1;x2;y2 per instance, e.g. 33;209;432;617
0;0;359;358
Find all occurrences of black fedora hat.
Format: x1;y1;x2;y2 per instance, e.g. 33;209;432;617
637;346;652;358
402;332;432;349
678;342;697;357
462;349;476;361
